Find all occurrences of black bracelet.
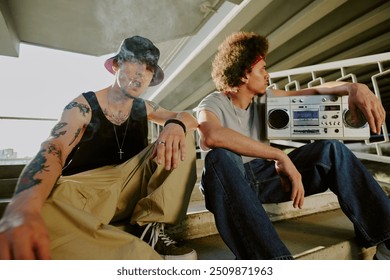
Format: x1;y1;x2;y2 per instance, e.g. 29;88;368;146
164;119;186;133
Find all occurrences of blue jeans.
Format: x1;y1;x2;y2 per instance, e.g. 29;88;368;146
201;140;390;259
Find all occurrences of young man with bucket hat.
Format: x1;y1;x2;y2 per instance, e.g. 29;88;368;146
0;36;198;260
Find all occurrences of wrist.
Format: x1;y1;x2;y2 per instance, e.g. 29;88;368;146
164;119;186;133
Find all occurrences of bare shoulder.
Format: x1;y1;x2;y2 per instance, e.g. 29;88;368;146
63;94;91;117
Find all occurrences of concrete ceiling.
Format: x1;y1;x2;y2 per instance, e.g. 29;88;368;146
1;0;390;111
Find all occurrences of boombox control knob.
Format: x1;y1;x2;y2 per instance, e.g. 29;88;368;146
268;109;289;129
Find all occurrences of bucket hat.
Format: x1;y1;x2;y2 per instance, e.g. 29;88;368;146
104;36;164;86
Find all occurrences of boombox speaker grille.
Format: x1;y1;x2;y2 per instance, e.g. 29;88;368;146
268;109;289;129
343;109;367;128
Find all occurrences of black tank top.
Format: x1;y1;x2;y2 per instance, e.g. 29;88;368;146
62;91;148;176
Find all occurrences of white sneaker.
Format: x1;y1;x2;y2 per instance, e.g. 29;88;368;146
374;242;390;260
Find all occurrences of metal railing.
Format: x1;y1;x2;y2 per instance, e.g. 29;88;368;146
150;53;390;163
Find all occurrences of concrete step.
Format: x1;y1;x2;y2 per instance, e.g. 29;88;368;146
184;208;376;260
169;190;341;240
171;174;390;260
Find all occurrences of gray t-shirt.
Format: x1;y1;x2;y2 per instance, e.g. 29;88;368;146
196;91;269;163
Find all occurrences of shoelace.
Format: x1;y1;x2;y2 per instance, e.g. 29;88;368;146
140;222;176;249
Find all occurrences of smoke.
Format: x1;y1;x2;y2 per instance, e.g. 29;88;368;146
94;0;210;52
95;0;173;51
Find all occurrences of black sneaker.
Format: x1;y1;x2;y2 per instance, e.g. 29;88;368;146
141;222;197;260
373;242;390;260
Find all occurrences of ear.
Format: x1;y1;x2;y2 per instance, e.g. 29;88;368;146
112;59;120;72
241;76;249;83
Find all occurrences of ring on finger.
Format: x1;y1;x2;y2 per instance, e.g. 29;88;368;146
158;141;166;145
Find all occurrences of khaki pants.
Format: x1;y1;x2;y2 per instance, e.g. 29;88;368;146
42;133;197;260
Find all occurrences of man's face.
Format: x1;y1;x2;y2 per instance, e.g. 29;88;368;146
114;61;154;97
245;59;269;95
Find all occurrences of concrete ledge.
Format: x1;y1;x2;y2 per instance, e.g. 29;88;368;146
174;191;340;240
185;209;377;260
295;240;375;260
264;191;339;222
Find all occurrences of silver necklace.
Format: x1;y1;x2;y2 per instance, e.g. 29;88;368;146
113;118;130;160
106;93;131;159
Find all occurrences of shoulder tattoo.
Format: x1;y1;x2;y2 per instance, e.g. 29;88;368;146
65;101;90;116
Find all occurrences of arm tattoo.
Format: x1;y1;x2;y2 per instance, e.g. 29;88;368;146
47;142;62;160
65;102;90;116
51;122;67;138
146;100;160;112
69;127;81;146
15;148;49;194
15;143;62;194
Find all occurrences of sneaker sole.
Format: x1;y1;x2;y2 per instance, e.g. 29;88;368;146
375;243;390;260
160;251;198;260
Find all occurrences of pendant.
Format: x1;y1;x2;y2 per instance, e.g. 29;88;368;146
118;149;124;160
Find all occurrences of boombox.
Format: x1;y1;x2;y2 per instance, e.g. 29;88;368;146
266;95;370;140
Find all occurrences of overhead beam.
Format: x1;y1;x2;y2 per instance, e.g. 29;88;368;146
0;0;20;57
144;0;274;102
269;1;390;71
267;0;348;51
325;32;390;63
172;80;215;111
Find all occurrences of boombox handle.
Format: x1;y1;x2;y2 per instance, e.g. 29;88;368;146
366;68;390;146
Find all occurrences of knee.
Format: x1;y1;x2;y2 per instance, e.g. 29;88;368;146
314;140;355;164
205;148;242;166
320;140;349;153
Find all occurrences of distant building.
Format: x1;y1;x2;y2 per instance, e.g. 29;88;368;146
0;148;17;159
0;148;30;165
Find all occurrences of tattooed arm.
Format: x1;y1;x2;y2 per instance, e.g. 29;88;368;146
145;99;198;170
0;95;91;260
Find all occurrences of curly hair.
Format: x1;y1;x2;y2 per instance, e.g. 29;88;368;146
211;31;269;92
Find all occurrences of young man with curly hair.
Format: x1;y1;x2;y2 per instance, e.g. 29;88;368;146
196;31;390;260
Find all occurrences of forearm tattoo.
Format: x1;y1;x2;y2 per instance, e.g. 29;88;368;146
15;143;62;194
51;122;67;138
65;102;90;116
146;100;160;112
15;148;48;194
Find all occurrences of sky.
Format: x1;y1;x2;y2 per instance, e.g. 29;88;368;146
0;44;115;158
